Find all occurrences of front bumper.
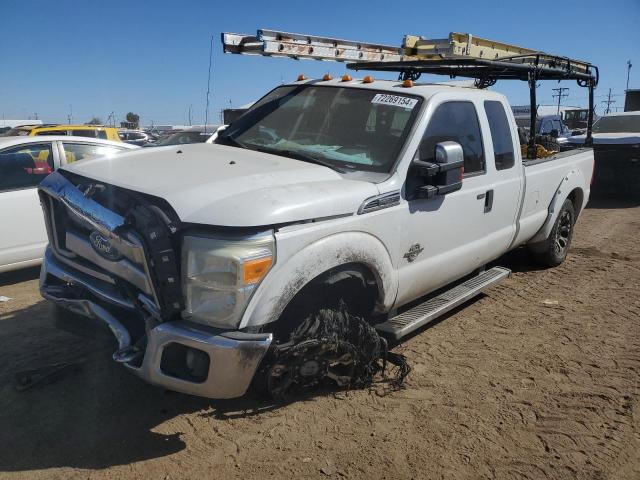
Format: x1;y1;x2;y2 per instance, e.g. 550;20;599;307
40;248;272;399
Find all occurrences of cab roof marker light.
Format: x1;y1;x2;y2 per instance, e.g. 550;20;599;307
322;74;333;81
341;74;353;82
362;76;374;83
297;74;307;81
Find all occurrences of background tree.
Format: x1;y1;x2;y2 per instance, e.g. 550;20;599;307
86;116;103;125
125;112;140;128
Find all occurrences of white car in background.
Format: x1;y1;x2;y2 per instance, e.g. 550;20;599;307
0;136;137;273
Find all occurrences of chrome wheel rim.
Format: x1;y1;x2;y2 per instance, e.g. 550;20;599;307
554;210;572;254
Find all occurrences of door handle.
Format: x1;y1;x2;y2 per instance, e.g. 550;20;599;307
484;189;494;213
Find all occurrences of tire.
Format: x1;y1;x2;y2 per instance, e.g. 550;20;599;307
529;198;576;267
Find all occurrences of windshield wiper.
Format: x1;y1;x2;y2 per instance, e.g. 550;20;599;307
250;146;346;173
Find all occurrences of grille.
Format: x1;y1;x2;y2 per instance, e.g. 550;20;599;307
39;172;160;314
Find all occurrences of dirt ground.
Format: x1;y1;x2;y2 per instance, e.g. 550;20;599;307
0;198;639;480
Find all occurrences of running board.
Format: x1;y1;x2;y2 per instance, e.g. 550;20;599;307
375;266;511;340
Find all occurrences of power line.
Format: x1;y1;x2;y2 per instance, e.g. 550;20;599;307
551;87;569;115
602;88;616;114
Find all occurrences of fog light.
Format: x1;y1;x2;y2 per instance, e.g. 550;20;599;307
160;343;210;383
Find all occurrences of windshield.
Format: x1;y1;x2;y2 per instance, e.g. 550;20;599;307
219;85;422;173
592;115;640;134
155;131;212;146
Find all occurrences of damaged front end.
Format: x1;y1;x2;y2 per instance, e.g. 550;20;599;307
38;171;271;399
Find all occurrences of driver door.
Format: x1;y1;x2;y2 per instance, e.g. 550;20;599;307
395;100;494;306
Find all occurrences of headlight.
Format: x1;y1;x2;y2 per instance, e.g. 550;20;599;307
182;233;274;328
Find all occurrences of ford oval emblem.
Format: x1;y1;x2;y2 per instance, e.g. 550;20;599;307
89;231;123;261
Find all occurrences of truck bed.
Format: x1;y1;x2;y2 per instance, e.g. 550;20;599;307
514;148;594;247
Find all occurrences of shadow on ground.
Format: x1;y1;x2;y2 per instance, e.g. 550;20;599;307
586;193;640;209
0;266;40;288
0;299;289;472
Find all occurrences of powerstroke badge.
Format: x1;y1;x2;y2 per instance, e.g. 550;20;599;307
371;93;418;109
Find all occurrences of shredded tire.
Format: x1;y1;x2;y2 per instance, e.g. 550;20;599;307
261;303;410;400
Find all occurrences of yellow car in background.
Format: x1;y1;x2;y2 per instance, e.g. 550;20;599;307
29;125;122;142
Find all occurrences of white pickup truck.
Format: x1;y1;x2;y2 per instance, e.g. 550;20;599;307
38;77;594;399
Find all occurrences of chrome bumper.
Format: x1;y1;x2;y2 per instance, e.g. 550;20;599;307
40;248;272;399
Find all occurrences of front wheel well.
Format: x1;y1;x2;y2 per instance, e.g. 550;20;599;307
269;263;379;341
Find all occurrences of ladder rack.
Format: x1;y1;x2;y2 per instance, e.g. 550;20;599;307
222;29;592;76
222;29;407;63
221;28;599;156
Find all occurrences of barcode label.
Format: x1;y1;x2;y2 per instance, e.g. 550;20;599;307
371;94;418;109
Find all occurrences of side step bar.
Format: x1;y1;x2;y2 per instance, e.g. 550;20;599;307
375;266;511;340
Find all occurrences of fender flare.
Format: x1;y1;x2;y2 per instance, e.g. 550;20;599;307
239;231;397;329
529;168;586;245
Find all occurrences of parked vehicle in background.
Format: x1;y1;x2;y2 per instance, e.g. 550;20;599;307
0;136;137;273
0;119;43;134
514;114;573;148
568;111;640;197
0;124;56;137
39;77;594;399
144;125;221;147
562;108;598;134
624;89;640;112
29;125;122;142
118;129;156;146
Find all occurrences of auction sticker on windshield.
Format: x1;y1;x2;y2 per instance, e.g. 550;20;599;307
371;94;418;109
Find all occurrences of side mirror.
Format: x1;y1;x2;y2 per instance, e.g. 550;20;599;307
411;141;464;199
550;129;559;138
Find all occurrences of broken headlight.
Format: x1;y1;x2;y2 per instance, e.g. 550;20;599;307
181;233;274;329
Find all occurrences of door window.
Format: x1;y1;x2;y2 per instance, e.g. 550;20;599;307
62;143;125;163
0;143;54;191
484;101;515;170
419;101;485;174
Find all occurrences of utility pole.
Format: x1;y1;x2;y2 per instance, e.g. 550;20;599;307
188;104;192;126
602;88;616;114
68;104;73;124
204;34;214;134
552;87;569;115
627;60;633;91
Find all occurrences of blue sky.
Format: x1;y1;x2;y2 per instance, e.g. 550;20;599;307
1;0;638;126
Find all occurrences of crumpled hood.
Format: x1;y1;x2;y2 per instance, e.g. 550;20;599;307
62;143;378;226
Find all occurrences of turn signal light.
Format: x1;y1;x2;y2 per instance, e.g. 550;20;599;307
362;76;374;83
297;74;307;81
322;73;333;81
402;79;413;88
243;256;273;284
341;74;352;82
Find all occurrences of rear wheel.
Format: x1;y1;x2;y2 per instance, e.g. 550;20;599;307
529;198;576;267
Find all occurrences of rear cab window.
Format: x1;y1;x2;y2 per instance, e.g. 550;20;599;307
484;100;515;170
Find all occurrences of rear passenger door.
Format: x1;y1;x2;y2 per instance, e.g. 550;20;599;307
479;100;523;259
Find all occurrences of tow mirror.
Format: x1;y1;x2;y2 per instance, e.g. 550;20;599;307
550;129;559;138
410;141;464;199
